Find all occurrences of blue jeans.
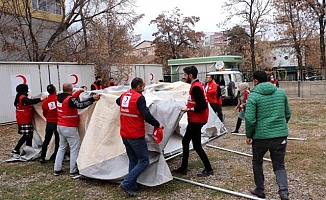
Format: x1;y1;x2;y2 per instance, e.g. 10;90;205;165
252;137;288;196
121;137;149;191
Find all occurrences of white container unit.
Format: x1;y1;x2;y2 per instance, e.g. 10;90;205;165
0;62;95;124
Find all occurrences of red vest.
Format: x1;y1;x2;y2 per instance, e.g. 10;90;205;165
187;81;208;123
92;83;103;90
42;94;58;122
119;90;145;139
15;95;33;125
205;81;218;104
57;96;79;127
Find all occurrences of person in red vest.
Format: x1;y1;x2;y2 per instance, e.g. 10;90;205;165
231;82;250;133
270;75;279;88
90;75;103;90
107;77;117;87
39;84;59;163
205;74;224;122
116;77;162;197
173;66;214;177
12;84;45;155
54;83;100;176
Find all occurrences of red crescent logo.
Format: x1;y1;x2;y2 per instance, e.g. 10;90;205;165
124;73;129;81
16;74;27;84
71;74;79;84
150;73;154;81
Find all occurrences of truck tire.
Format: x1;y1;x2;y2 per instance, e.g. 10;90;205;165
227;81;236;97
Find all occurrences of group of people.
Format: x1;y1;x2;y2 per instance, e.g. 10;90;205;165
13;82;100;177
11;67;291;199
174;67;290;200
91;76;117;90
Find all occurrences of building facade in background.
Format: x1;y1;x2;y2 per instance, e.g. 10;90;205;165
0;0;64;61
200;32;228;50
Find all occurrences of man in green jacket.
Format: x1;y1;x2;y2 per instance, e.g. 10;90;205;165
245;70;291;200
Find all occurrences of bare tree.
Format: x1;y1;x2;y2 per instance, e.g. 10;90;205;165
0;0;138;61
306;0;326;79
273;0;317;79
223;0;271;72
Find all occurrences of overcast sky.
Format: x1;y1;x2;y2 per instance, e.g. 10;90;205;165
133;0;227;41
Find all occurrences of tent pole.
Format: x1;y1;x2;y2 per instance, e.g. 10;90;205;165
173;176;267;200
206;144;272;162
231;134;306;141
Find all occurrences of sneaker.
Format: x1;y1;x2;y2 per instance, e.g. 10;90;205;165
119;183;136;197
70;170;79;177
172;167;188;175
53;170;64;176
11;149;20;155
231;130;239;133
250;188;266;198
197;169;214;177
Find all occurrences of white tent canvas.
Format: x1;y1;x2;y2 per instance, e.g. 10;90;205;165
6;81;225;187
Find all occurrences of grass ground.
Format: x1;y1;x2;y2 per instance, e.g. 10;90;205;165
0;98;325;200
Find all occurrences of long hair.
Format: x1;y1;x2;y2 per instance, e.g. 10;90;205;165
14;84;28;107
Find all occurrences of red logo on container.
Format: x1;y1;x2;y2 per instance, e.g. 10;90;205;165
16;75;27;84
71;74;79;84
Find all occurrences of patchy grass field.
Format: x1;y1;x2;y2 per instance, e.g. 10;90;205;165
0;98;326;200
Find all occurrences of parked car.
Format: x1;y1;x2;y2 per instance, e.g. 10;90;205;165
207;70;244;104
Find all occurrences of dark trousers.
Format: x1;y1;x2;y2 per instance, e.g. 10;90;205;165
41;122;59;160
15;133;33;151
252;137;288;196
210;103;224;122
181;122;213;171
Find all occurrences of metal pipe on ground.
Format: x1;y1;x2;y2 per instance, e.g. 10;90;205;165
173;176;267;200
206;144;272;162
231;133;306;141
165;134;223;161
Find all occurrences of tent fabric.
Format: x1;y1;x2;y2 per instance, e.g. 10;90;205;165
4;82;225;187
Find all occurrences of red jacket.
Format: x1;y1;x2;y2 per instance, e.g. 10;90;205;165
205;81;218;104
119;90;145;139
187;81;208;123
15;95;33;125
57;90;82;127
42;94;58;123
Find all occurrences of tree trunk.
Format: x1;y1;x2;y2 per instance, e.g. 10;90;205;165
250;36;256;73
320;16;326;79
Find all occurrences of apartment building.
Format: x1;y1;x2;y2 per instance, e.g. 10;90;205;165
201;32;228;50
0;0;64;61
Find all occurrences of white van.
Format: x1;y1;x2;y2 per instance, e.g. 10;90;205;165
207;70;244;103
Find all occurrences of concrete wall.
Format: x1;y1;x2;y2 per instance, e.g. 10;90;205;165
247;81;326;98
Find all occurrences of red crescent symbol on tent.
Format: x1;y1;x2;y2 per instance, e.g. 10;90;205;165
16;74;27;84
71;74;79;84
150;73;154;81
124;73;129;81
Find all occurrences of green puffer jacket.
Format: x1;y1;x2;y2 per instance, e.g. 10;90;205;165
245;82;291;140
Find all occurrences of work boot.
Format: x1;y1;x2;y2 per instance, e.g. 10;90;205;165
172;167;188;175
197;169;214;177
119;183;136;197
250;188;266;198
